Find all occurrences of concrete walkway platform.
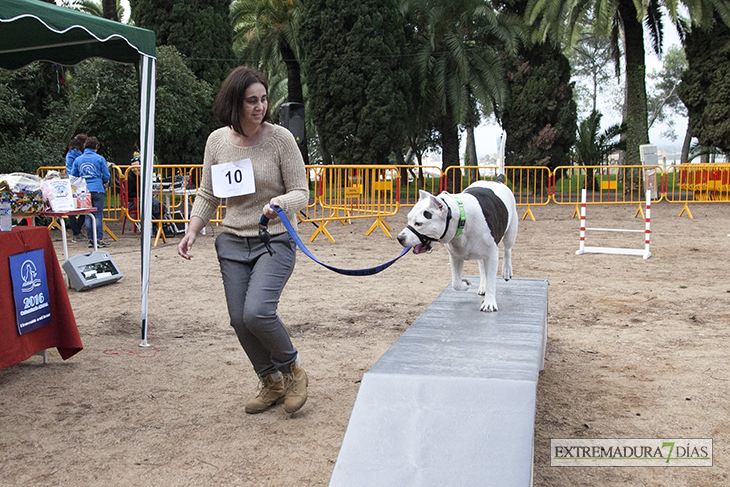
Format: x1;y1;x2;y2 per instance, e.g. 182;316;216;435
329;278;549;487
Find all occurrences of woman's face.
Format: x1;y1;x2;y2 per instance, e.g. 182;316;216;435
242;82;268;127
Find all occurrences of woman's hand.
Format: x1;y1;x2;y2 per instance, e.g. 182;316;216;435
177;231;197;260
263;197;282;220
178;216;206;260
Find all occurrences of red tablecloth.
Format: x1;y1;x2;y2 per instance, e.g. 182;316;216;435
0;226;83;369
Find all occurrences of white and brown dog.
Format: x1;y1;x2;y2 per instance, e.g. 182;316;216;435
397;178;518;312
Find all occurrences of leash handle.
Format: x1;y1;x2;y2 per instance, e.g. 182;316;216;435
258;213;274;256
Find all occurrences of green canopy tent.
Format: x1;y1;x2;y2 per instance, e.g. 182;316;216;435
1;0;157;346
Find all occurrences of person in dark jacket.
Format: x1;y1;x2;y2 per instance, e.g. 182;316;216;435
70;136;110;247
64;134;86;241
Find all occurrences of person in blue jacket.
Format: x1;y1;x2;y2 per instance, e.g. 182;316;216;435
64;134;86;242
70;136;110;247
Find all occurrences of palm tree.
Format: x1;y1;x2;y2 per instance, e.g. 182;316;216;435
231;0;307;162
525;0;730;168
62;0;124;21
402;0;518;189
574;110;625;190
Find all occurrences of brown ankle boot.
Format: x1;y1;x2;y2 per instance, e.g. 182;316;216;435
283;363;308;414
245;374;285;414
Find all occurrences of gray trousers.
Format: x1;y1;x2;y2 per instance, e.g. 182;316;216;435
215;232;298;377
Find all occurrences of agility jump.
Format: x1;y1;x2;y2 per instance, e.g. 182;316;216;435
576;188;652;259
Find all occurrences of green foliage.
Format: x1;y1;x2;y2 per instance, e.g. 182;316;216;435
60;0;125;20
154;46;215;165
678;18;730;154
502;41;577;171
69;47;214;165
647;45;687;140
300;0;411;164
0;64;69;173
525;0;730;165
0;47;213;173
231;0;309;162
66;59;140;163
130;0;235;88
402;0;515;172
574;110;625;167
568;31;615;117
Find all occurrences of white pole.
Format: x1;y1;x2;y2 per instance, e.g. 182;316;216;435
139;54;156;347
576;188;587;254
643;190;652;259
497;130;506;177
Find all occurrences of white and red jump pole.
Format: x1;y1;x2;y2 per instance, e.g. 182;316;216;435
576;188;652;259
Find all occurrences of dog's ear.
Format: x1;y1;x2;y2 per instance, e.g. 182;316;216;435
428;194;444;211
418;190;444;211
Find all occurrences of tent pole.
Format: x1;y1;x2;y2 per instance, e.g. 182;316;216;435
139;54;155;347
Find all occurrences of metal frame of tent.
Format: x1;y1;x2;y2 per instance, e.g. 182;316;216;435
1;0;157;345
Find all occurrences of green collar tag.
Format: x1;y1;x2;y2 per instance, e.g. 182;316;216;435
454;197;466;238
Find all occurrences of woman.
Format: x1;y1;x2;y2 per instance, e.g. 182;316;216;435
70;136;110;248
178;66;309;414
65;134;87;242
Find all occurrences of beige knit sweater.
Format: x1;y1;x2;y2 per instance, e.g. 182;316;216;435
190;124;308;237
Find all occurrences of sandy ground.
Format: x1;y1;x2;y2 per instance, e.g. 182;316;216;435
1;200;729;486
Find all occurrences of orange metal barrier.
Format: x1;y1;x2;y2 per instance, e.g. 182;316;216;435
300;165;400;242
441;165;551;220
36;161;730;244
121;164;224;246
391;164;443;207
552;165;662;217
299;164;440;242
663;163;730;218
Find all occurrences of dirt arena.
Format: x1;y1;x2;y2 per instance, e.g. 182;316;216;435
1;200;729;486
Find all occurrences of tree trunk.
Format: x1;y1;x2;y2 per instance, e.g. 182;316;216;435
103;0;119;21
280;39;309;165
619;0;649;168
439;106;460;193
466;125;478;182
318;131;332;165
681;134;691;164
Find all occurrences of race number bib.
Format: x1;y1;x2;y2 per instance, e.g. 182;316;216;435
211;158;256;198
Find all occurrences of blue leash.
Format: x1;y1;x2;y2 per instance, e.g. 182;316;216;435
258;207;410;276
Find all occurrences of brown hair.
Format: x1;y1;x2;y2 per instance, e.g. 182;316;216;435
84;136;99;150
68;134;87;151
213;65;270;136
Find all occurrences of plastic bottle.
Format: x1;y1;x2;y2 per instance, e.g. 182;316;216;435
0;198;12;231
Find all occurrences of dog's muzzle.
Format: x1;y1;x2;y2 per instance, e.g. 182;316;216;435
405;225;436;254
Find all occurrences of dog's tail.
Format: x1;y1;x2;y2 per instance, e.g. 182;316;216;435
496;173;506;184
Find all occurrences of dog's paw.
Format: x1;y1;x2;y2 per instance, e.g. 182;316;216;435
453;280;469;291
480;300;498;312
502;264;513;281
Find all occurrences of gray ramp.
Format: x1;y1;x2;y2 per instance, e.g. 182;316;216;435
330;278;548;487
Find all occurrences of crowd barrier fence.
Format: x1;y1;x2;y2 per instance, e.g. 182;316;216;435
441;165;552;221
34;162;730;243
663;163;730;218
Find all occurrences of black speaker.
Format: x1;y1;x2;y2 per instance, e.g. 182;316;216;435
62;251;123;292
281;102;305;146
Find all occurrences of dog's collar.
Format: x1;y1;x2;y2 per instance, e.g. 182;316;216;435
406;194;466;249
439;193;466;240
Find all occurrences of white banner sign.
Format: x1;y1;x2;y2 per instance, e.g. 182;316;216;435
211;158;255;198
